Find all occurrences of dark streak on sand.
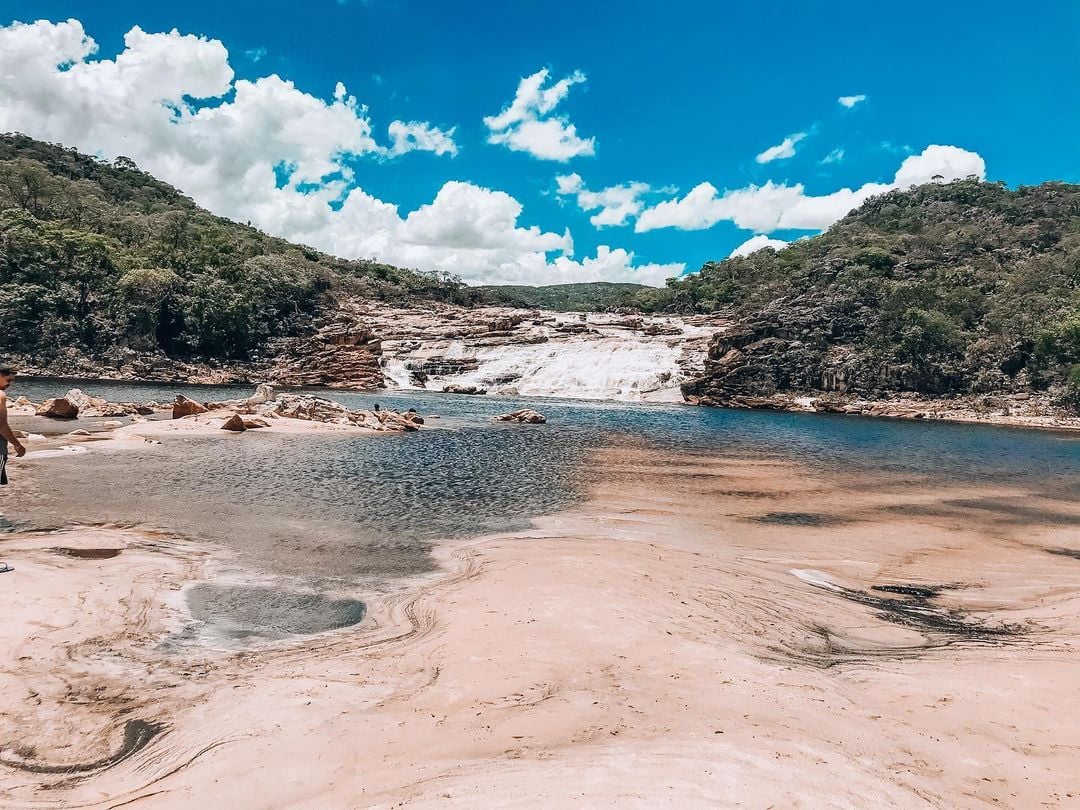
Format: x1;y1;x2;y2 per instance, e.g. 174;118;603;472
0;719;165;775
748;512;851;527
1046;547;1080;560
52;547;124;560
775;581;1029;669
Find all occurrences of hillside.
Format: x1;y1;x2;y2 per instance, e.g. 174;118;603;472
0;133;468;371
471;282;651;312
654;180;1080;408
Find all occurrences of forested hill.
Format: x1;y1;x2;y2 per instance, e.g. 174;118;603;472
471;282;650;311
0;133;468;364
657;180;1080;405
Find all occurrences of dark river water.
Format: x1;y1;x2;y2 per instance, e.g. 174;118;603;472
7;378;1080;641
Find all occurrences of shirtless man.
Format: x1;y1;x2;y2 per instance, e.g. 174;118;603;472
0;366;24;573
0;365;26;485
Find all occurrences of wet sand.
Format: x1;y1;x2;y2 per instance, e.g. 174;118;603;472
2;443;1080;807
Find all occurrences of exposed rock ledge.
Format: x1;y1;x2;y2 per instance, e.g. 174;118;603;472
685;390;1080;431
9;302;724;403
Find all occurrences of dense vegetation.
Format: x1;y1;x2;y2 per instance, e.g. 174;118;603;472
472;281;650;311
3;134;1078;402
0;133;468;363
647;180;1080;400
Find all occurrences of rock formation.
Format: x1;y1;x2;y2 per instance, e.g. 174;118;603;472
493;409;547;424
172;395;209;419
35;398;79;419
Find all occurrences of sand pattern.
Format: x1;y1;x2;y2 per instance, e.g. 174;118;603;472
2;444;1080;807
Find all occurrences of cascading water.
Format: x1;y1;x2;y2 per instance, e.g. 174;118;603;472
444;339;684;401
377;311;721;402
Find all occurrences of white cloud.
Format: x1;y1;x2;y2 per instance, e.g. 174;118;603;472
555;173;651;227
636;144;986;235
244;46;267;62
387;120;458;156
838;94;867;108
755;132;807;164
0;19;672;286
893;144;986;186
729;234;789;258
821;147;845;165
484;68;595;161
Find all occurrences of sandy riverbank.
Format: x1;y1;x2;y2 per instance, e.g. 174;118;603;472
3;439;1080;807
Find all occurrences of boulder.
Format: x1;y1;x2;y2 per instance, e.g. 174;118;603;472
246;383;277;406
220;414;247;432
68;428;91;436
241;417;271;429
494;408;546;424
36;397;79;419
172;395;208;419
442;384;487;395
63;389;104;412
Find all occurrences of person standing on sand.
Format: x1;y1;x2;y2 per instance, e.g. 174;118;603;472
0;364;27;473
0;365;26;574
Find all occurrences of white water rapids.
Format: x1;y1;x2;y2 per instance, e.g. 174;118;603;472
380;313;719;402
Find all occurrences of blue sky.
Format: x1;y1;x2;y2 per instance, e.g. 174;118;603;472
0;1;1077;286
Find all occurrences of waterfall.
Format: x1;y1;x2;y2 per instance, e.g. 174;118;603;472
378;313;717;402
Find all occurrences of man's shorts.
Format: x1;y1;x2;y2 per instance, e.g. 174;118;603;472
1;453;8;485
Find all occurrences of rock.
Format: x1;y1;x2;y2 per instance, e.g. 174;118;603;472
246;383;276;406
36;398;79;419
63;389;104;412
442;384;487;395
220;414;247;432
241;417;271;429
13;396;32;407
172;395;209;419
494;408;546;424
273;395;351;423
93;402;134;417
68;429;91;436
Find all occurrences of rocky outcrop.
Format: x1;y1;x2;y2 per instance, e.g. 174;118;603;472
494;408;546;424
63;388;155;417
172;395;209;419
442;384;487;395
36;398;79;419
270;394;419;432
267;315;383;389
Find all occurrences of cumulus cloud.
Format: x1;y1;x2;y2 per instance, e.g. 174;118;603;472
838;94;867;108
387;120;458;156
484;68;595;161
0;19;670;286
636;144;986;234
554;173;652;227
755;132;807;164
729;234;789;258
